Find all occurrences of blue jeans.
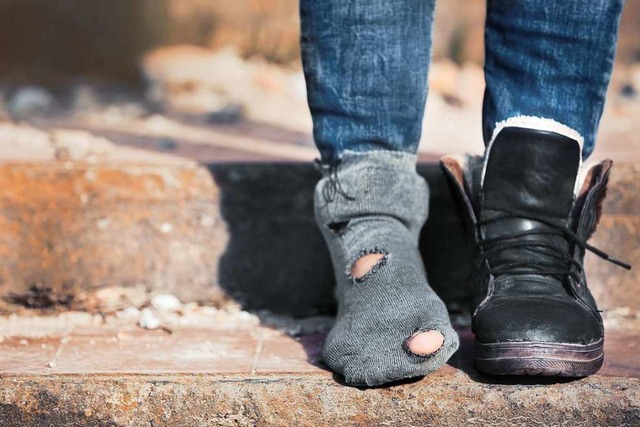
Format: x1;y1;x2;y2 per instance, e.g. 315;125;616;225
300;1;624;163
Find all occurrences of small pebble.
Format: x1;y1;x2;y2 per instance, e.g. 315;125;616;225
158;138;177;151
9;86;54;118
139;308;161;330
207;104;244;125
621;83;637;99
117;306;141;319
151;294;182;312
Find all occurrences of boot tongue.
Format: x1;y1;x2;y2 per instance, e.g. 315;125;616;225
481;127;581;220
479;127;582;278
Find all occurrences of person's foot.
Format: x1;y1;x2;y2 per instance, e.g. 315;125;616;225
442;122;630;377
315;151;459;387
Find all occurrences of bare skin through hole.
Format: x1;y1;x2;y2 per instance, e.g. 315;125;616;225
350;253;445;356
350;253;385;279
406;330;445;356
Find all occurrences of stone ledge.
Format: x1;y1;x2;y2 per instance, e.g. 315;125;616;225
0;161;638;315
0;162;227;306
0;321;638;427
1;374;638;426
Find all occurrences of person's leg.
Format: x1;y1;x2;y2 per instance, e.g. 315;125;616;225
448;0;626;376
301;0;433;162
483;0;624;157
300;0;459;386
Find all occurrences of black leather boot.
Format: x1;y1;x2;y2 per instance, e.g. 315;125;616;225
441;126;630;377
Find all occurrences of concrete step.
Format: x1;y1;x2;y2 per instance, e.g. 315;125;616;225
1;312;639;426
1;159;638;316
1;125;638;425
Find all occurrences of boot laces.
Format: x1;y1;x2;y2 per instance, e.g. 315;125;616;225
476;209;631;283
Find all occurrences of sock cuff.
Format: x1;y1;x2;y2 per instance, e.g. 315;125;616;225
314;150;429;232
337;149;418;172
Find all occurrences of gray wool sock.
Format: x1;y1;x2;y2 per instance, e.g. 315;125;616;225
315;150;459;387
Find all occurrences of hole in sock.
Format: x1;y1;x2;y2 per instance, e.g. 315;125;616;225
405;330;445;357
327;220;350;235
348;248;388;283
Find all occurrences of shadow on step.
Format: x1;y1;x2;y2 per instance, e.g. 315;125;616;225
207;162;475;318
207;162;595;386
208;161;483;382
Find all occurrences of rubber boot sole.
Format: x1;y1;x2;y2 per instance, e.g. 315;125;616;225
475;338;604;377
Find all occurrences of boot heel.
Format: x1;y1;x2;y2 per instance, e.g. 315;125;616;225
474;339;604;377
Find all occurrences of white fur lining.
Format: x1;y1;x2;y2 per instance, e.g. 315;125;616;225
488;116;584;149
481;116;585;195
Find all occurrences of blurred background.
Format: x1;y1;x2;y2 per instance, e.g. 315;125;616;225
0;0;638;335
0;1;638;389
0;0;638;160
